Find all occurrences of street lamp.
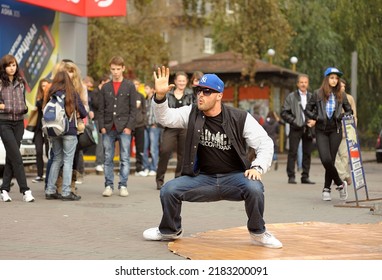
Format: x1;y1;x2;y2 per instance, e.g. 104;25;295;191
267;48;275;64
290;56;298;71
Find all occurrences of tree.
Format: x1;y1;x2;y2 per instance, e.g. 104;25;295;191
87;17;169;82
183;0;293;82
279;0;344;90
332;0;382;137
281;0;382;143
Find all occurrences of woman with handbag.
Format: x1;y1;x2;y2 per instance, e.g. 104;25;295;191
31;78;51;183
0;54;35;202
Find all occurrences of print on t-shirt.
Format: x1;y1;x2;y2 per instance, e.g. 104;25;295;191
200;129;231;151
197;113;243;174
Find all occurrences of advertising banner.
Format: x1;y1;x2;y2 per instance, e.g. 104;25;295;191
17;0;126;17
1;0;59;107
343;116;366;190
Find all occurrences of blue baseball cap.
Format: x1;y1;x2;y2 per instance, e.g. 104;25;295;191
198;74;224;93
324;67;343;77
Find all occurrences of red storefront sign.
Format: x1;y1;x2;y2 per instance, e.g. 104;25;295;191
17;0;126;17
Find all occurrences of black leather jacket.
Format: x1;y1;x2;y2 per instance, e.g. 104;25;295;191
281;90;312;129
305;89;353;131
166;88;194;108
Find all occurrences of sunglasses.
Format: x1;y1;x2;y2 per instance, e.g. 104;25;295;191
193;87;219;96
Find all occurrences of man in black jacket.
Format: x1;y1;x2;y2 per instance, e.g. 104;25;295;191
99;56;137;197
281;74;315;184
89;74;110;173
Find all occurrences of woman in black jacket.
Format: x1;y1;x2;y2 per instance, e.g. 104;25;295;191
155;72;194;190
305;67;353;201
0;54;34;202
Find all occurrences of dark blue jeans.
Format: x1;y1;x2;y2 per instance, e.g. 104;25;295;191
158;172;266;235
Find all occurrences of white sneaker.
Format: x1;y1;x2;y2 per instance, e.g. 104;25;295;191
23;190;35;202
337;181;348;200
322;188;331;201
102;186;113;197
1;190;12;202
32;176;44;183
135;170;148;177
143;227;183;241
119;186;129;197
75;173;84;184
250;231;282;248
148;170;157;176
95;165;104;172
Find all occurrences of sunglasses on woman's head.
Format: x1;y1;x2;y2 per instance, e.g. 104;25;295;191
194;87;219;96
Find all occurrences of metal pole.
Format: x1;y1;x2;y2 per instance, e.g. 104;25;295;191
351;51;358;104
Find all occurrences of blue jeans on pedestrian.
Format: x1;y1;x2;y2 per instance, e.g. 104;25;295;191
46;135;78;196
143;126;162;171
158;172;266;235
102;130;131;189
93;120;104;166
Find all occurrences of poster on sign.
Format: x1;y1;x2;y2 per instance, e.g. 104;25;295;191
1;0;58;103
17;0;126;17
343;116;366;190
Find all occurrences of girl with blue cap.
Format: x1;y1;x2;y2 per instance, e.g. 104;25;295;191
305;67;353;201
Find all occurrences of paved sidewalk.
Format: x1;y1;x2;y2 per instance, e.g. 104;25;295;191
0;152;381;260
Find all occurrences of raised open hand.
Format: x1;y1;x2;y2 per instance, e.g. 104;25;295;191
153;66;175;100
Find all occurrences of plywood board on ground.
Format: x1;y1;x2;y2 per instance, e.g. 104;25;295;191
168;222;382;260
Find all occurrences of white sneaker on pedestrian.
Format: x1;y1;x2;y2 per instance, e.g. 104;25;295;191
119;186;129;197
337;181;348;200
135;170;148;177
148;170;157;176
32;176;44;183
1;190;12;202
75;172;84;184
143;227;183;241
102;186;113;197
250;231;282;248
322;188;331;201
95;165;104;172
23;190;35;202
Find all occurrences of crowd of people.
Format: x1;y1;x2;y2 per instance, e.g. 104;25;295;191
1;52;356;248
0;54;207;201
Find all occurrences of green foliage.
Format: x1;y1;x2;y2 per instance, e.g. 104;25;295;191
183;0;293;81
133;0;154;12
278;0;382;145
279;0;344;90
331;0;382;138
87;17;169;82
368;105;382;133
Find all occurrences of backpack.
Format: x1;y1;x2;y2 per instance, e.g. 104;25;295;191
42;92;69;137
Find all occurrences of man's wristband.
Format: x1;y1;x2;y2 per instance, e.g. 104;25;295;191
250;165;263;174
153;93;167;104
